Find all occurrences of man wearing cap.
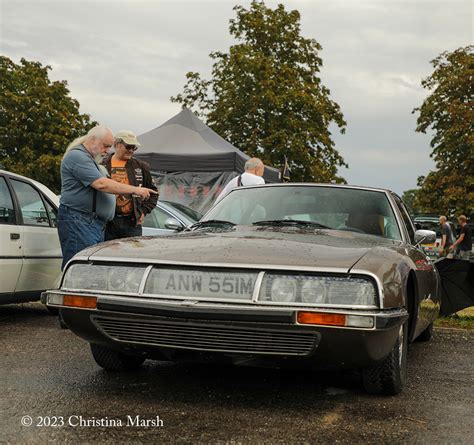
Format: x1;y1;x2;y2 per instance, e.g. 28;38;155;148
103;130;159;240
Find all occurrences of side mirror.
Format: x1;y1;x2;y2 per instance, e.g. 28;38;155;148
414;229;436;247
164;217;184;231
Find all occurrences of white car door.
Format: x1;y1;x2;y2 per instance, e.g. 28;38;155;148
9;178;62;294
0;176;23;300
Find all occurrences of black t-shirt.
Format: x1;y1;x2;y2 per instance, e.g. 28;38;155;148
459;224;472;251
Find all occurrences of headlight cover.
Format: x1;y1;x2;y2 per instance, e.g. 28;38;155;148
259;274;377;307
62;263;146;294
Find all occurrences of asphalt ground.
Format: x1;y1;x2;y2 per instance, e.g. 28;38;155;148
1;303;473;444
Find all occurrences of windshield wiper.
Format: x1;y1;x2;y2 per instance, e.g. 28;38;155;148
190;219;236;230
252;219;331;229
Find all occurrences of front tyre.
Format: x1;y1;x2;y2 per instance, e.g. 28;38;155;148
415;322;433;342
90;343;146;371
361;322;408;395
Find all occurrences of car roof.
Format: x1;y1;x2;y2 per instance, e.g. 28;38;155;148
0;169;59;206
225;182;394;194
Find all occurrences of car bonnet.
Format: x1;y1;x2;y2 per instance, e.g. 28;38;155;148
83;226;400;273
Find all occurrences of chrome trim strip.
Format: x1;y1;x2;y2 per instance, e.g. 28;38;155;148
349;269;385;309
54;288;378;308
254;301;378;310
77;258;352;273
385;191;409;245
138;265;153;295
45;290;402;318
252;271;265;302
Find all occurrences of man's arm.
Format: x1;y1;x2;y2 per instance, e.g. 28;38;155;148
450;233;465;250
91;177;156;200
440;234;447;249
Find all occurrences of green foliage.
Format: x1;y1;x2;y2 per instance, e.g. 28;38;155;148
171;1;347;182
401;188;421;214
0;56;96;192
413;46;474;217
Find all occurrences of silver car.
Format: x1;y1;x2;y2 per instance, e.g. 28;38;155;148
0;170;61;304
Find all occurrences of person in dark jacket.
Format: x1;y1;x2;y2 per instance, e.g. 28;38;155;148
104;130;158;240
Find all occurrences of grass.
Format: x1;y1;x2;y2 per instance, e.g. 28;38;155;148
435;306;474;330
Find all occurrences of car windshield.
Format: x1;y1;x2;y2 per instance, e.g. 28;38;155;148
162;201;202;222
204;185;402;240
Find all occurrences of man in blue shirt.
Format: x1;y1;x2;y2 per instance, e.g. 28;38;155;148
58;125;157;270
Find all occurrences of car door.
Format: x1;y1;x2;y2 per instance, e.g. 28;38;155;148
9;178;62;296
392;193;440;337
0;176;23;302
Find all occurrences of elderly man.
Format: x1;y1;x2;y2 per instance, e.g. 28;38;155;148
215;157;265;203
438;215;454;257
104;130;158;240
58;125;156;270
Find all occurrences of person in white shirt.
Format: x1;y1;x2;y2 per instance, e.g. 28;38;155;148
215;158;265;203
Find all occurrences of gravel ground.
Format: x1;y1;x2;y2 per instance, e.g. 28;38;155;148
1;303;473;444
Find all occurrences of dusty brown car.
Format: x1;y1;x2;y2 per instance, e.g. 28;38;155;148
44;184;441;395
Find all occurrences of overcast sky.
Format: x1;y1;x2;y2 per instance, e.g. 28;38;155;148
1;0;472;194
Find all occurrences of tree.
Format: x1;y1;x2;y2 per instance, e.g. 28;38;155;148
413;46;474;217
171;1;347;182
401;189;421;215
0;56;96;192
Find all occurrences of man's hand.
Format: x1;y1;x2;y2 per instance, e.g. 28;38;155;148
133;186;158;200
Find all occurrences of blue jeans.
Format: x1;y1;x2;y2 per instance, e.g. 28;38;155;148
58;205;106;270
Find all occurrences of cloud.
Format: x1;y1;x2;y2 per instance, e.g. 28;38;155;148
0;0;471;194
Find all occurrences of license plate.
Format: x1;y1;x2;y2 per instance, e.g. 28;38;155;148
144;268;258;300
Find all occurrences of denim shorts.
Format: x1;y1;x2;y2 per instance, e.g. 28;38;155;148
57;205;106;270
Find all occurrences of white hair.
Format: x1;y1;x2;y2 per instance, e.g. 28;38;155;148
87;125;110;140
64;125;112;157
245;157;264;171
63;125;112;176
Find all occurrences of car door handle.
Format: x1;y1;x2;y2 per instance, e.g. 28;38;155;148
10;233;20;240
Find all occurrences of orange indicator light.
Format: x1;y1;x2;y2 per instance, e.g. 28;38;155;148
63;295;97;309
297;311;346;326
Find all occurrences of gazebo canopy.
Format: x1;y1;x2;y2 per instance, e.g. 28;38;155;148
135;108;280;182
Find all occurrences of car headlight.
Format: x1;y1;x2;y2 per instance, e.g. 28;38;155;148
269;277;297;302
62;264;146;293
259;274;377;307
326;277;376;306
301;279;326;304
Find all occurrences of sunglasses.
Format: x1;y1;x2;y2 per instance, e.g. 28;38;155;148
123;143;138;152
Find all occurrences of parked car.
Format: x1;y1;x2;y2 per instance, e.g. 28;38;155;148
413;217;441;258
0;170;61;304
44;184;443;395
142;201;202;236
413;216;458;259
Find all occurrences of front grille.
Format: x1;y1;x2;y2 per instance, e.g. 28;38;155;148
92;316;318;356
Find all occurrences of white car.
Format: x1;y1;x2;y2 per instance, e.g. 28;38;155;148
0;170;61;304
